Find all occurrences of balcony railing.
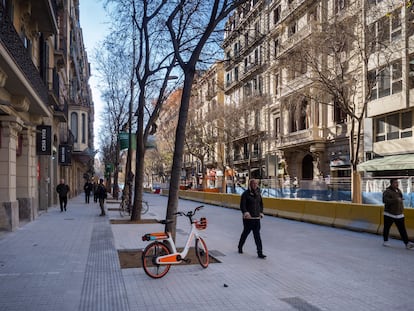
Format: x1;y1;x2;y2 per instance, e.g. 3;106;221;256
0;4;48;105
279;126;325;148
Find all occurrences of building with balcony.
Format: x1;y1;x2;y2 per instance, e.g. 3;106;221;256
186;63;226;190
0;0;94;231
219;0;414;198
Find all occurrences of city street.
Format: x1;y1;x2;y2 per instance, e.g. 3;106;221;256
0;193;413;311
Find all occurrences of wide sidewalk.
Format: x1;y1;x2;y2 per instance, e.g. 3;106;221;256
0;193;413;311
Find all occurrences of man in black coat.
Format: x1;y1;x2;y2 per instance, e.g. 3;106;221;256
238;179;266;258
56;179;70;212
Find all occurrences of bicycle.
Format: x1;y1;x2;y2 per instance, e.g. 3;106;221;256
119;194;149;217
141;205;209;278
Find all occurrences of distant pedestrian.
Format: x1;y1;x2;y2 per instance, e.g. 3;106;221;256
84;180;93;204
56;179;70;212
382;179;414;249
93;181;98;202
238;179;266;258
96;179;107;216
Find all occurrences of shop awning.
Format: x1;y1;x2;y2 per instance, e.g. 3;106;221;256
357;154;414;172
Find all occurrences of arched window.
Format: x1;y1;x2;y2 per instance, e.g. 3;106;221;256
71;112;78;143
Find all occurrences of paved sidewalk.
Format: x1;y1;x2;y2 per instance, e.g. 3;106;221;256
0;194;413;311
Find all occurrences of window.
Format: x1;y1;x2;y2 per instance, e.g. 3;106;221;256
71;112;78;143
391;10;401;41
244;33;249;48
274;74;279;96
274;38;279;58
273;6;280;25
234;42;240;57
234;66;239;81
252;143;259;157
255;110;260;130
288;21;297;37
375;111;413;142
370;9;402;51
226;72;230;87
409;54;414;89
334;99;347;124
335;0;346;13
401;111;413;138
375;117;386;141
274;117;280;138
81;113;86;143
369;60;402;100
254;22;260;36
243;143;249;159
368;0;384;4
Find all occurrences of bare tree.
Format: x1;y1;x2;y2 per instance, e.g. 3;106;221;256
277;2;404;202
94;40;133;192
165;0;250;238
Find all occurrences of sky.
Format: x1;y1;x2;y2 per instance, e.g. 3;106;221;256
78;1;109;151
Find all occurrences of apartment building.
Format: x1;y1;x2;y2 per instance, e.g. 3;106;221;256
186;63;226;190
0;0;94;231
359;1;414;179
219;0;414;192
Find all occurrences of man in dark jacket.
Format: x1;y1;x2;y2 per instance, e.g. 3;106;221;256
238;179;266;258
56;179;70;212
382;179;413;249
96;179;107;216
84;180;93;204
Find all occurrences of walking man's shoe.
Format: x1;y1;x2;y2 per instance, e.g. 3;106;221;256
383;241;390;247
238;247;243;254
406;242;414;249
258;253;267;259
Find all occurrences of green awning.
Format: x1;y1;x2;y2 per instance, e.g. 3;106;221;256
357;154;414;172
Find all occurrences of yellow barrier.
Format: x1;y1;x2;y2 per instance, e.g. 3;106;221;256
176;190;414;239
333;203;381;234
302;200;336;226
263;198;304;221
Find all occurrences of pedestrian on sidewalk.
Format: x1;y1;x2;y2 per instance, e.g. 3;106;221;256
96;178;107;216
382;178;414;249
238;178;266;258
83;180;93;204
93;181;98;203
56;179;70;212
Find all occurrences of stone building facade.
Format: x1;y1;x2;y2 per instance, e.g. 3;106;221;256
0;0;94;231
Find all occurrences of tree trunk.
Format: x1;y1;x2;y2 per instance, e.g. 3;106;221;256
351;170;362;203
165;72;195;240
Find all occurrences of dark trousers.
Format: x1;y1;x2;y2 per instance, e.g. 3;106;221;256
99;198;106;215
238;218;263;254
383;215;409;244
59;196;67;211
85;192;90;203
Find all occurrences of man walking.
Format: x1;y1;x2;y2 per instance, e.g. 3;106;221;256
96;179;107;216
84;180;93;204
382;179;414;249
238;179;266;258
56;179;70;212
